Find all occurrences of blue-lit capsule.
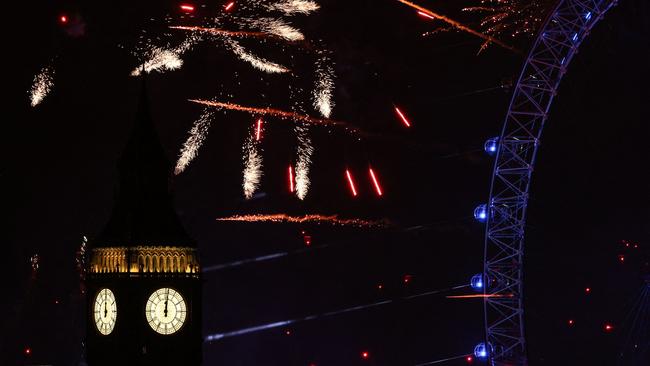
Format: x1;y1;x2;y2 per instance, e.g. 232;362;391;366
585;11;592;20
572;33;579;42
474;204;488;223
474;343;489;359
471;274;484;291
484;137;499;155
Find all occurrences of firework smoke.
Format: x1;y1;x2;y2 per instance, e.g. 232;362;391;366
29;65;54;107
216;214;391;228
175;110;215;175
267;0;320;15
312;56;335;118
242;127;264;199
225;38;290;73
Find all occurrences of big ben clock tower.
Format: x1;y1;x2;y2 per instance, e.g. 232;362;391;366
86;86;202;366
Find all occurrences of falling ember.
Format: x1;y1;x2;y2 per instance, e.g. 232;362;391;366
396;0;519;53
224;2;235;11
267;0;320;15
225;39;290;73
216;214;391;228
180;4;195;12
394;106;411;127
288;165;295;193
256;119;263;141
29;65;55;107
369;168;383;196
346;169;358;197
188;99;358;131
175;110;214;175
243;134;263;199
59;15;68;24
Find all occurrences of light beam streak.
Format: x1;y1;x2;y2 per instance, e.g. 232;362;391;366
216;214;391;227
414;354;474;366
369;167;383;196
224;2;235;11
29;65;54;107
175;110;214;175
205;284;467;342
446;293;514;299
346;169;358;197
248;17;305;41
397;0;519;53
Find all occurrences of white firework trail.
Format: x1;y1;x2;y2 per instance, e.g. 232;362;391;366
242;132;263;199
175;110;214;175
267;0;320;15
294;123;313;200
312;56;335;118
131;35;200;76
225;38;290;74
248;17;305;41
29;65;54;107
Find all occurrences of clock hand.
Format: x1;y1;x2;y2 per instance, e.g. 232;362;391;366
104;302;107;318
164;289;169;318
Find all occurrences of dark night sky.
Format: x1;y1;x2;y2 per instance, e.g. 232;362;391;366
3;0;650;365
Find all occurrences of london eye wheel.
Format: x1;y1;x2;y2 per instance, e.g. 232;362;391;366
476;0;620;364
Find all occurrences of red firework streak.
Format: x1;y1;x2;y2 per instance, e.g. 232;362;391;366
288;165;295;193
394;106;411;127
346;169;358;197
255;119;263;141
417;11;435;20
180;4;195;12
224;2;235;11
368;167;383;196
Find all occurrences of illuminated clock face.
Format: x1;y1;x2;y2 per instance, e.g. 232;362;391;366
145;288;187;335
93;288;117;335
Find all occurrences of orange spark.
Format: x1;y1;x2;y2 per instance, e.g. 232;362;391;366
216;214;391;228
169;26;272;39
397;0;519;53
225;1;235;11
256;119;263;141
188;99;359;132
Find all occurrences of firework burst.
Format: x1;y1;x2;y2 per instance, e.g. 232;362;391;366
463;0;554;51
175;110;215;175
29;65;55;107
242;123;264;199
312;55;335;118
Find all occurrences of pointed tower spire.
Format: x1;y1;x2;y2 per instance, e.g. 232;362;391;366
96;80;193;247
